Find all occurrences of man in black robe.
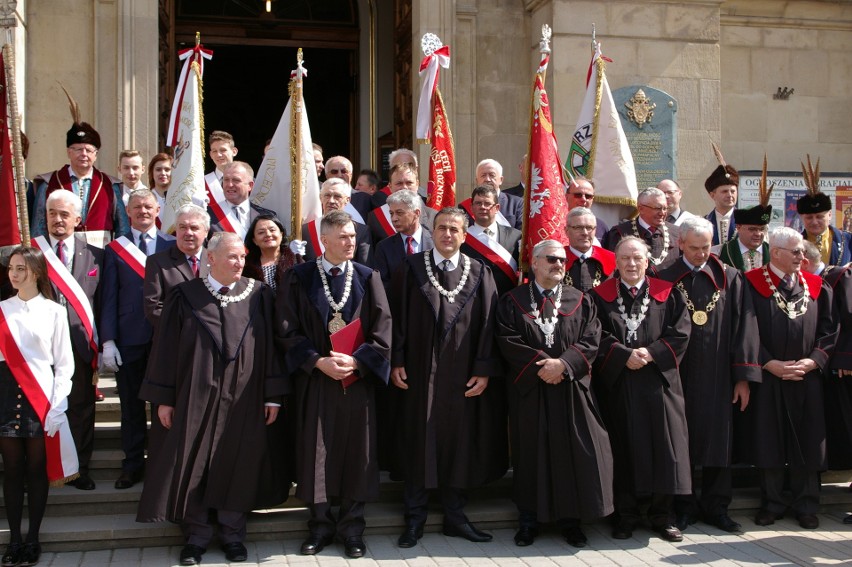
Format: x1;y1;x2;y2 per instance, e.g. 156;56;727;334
496;239;613;548
602;187;681;272
743;227;836;530
590;236;691;542
276;210;392;559
657;217;761;534
563;207;616;292
137;232;287;566
391;207;506;547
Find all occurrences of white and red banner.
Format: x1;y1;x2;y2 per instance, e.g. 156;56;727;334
416;37;456;209
522;28;571;268
0;51;20;247
0;306;78;484
107;236;147;279
566;41;637;227
252;56;322;237
163;42;213;233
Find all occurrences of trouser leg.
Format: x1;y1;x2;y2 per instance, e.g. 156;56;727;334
66;353;95;474
115;346;149;474
699;466;733;517
441;486;468;526
336;499;366;538
403;482;429;527
308;502;336;537
759;467;788;515
216;509;247;545
789;466;820;515
647;493;675;528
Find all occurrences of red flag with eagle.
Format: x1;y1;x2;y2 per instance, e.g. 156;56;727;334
416;33;456;209
521;25;570;269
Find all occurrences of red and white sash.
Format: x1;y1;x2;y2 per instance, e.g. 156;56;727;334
464;231;518;281
459;198;511;227
32;236;99;365
0;306;79;484
204;173;237;234
107;236;147;279
374;204;396;238
306;220;325;256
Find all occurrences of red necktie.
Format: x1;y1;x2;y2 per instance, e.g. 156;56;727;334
56;241;66;265
406;236;414;255
630;286;638;298
189;256;199;278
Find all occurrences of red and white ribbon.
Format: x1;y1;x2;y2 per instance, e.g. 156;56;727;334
416;45;450;142
464;231;518;281
306;219;325;256
107;236;147;279
374;204;396;238
167;44;214;146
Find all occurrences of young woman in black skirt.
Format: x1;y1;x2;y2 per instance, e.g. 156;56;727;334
0;247;75;566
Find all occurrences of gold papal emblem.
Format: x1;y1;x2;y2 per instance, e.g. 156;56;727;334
625;89;656;129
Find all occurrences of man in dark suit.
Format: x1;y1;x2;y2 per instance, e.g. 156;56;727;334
144;204;210;327
101;189;176;490
703;164;739;246
460;185;521;297
208;161;277;240
476;159;523;230
374;189;434;290
301;178;373;266
43;190;103;490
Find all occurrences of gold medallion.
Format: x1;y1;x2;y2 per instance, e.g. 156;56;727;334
328;312;345;334
692;310;708;326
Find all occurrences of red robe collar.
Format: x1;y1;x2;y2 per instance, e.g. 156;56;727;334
745;266;822;299
593;276;673;302
564;245;616;275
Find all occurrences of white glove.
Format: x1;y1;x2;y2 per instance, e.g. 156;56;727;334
45;409;66;437
290;240;307;256
101;340;123;373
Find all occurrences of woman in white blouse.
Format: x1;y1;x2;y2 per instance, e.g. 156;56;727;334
0;246;74;567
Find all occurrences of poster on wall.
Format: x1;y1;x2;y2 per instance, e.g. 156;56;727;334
738;171;852;231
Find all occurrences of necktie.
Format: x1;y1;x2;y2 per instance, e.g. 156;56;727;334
218;286;230;295
330;267;341;276
629;286;638;298
189;256;199;278
747;249;757;269
648;226;657;235
692;266;701;278
441;259;452;272
666;213;676;224
782;274;793;291
233;206;242;224
542;288;554;299
484;228;493;238
57;241;66;266
406;236;414;256
138;233;148;255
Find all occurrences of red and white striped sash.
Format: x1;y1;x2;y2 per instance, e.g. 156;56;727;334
306;220;325;256
107;236;147;279
464;231;518;281
374;204;396;238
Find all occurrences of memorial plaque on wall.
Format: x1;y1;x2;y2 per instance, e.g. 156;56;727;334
612;86;677;190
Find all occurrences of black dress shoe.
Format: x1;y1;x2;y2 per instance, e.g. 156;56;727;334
675;512;696;531
442;522;493;543
706;514;742;533
222;541;248;562
115;470;144;490
796;513;819;529
563;526;587;548
17;542;41;567
300;534;333;555
754;509;780;526
658;524;683;542
69;474;96;490
2;542;22;567
343;536;366;558
397;524;424;548
611;520;634;540
513;526;537;547
179;544;205;566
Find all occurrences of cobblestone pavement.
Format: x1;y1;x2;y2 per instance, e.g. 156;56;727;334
32;512;852;566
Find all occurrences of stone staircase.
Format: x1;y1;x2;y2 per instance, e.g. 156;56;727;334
1;376;851;552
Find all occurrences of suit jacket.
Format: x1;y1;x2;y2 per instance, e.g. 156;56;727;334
503;182;524;199
499;191;524;231
704;209;737;246
51;234;103;364
461;224;521;296
208;202;278;238
302;220;374;267
367;200;436;245
143;245;209;326
350;191;374;221
101;232;176;348
374;228;434;288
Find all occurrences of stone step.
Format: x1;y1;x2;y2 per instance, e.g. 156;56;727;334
1;484;851;553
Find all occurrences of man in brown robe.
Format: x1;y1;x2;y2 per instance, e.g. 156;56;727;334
743;227;836;530
391;207;506;547
496;239;613;548
590;236;691;542
276;210;392;559
137;232;287;566
657;217;761;534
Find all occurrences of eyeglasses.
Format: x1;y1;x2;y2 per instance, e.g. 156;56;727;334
543;255;566;265
472;201;497;210
639;203;668;213
69;146;97;155
778;247;805;257
328;168;350;175
570;192;594;200
568;225;596;232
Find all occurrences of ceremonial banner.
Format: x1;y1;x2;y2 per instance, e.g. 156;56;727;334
252;50;321;239
163;39;213;233
521;25;571;269
417;34;456;209
0;50;19;246
566;41;637;227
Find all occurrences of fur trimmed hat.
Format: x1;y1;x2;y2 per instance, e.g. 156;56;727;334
796;155;830;214
60;83;101;149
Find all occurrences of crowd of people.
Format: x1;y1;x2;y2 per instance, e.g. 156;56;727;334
0;113;850;567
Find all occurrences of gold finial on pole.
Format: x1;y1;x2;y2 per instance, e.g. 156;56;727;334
195;31;201;47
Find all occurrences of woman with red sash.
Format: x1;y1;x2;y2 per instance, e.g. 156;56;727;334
0;247;75;566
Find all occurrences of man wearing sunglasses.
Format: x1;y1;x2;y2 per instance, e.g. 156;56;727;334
566;177;608;241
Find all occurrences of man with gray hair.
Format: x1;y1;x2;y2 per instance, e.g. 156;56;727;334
301;178;373;266
374;189;433;289
138;231;286;565
657;217;760;534
602;187;681;272
458;158;524;230
496;239;613;548
742;227;836;530
563;207;615;292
